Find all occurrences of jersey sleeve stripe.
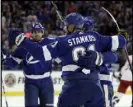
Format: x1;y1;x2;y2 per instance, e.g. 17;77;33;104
42;46;52;61
62;64;80;71
11;56;23;64
111;35;119;51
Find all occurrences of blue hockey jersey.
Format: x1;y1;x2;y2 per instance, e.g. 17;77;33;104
54;36;118;83
3;37;56;78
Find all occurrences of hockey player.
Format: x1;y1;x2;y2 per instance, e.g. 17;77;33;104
82;16;130;107
2;23;55;107
55;16;119;107
83;16;95;31
112;47;132;106
8;13;127;107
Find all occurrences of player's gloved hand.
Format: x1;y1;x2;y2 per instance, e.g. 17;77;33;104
118;29;129;40
15;33;26;46
8;29;26;46
112;95;120;106
113;71;121;82
77;54;96;70
77;50;103;70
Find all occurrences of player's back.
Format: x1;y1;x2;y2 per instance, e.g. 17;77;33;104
57;30;102;80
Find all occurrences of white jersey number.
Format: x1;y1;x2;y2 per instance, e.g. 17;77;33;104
72;44;95;62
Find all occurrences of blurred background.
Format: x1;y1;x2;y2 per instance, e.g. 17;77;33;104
2;1;132;71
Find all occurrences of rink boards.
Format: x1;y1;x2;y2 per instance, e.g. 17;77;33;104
2;70;132;96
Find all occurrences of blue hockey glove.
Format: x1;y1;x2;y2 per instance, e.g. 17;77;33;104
77;50;103;70
8;29;26;46
15;33;26;46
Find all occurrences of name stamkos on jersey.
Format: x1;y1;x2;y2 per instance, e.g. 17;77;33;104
68;35;96;46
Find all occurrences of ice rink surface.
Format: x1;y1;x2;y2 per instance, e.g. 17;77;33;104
2;95;132;107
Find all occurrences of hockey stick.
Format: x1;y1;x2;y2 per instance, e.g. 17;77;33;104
102;7;120;31
2;80;9;107
51;1;67;32
51;1;64;22
102;7;132;72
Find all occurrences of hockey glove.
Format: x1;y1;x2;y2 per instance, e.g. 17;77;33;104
118;29;129;40
112;96;120;106
77;50;103;70
8;29;26;46
15;33;26;46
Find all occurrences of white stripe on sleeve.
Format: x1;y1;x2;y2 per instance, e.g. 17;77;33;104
111;35;119;51
54;57;62;64
12;56;23;64
42;45;52;61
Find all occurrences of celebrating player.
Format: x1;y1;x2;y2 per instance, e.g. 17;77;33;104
2;23;55;107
